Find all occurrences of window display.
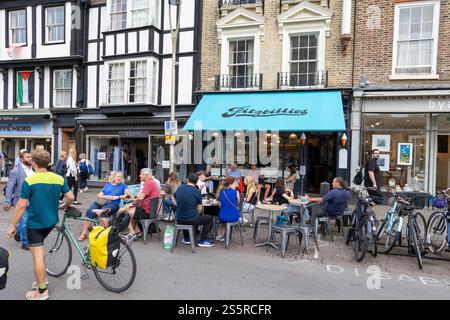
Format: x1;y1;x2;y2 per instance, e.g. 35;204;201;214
87;136;119;181
362;114;427;191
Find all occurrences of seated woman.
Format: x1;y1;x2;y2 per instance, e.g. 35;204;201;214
78;171;130;241
269;177;299;221
216;177;240;242
242;176;258;213
305;177;350;225
162;172;180;221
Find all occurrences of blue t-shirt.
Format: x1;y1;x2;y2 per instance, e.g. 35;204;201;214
219;188;240;222
101;183;128;205
174;184;202;221
21;172;70;229
228;169;242;183
322;188;350;217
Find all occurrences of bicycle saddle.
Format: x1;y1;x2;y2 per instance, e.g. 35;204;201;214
65;206;82;218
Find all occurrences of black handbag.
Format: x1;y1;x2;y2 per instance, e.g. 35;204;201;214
95;184;121;207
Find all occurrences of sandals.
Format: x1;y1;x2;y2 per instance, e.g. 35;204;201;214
32;280;49;290
26;289;49;300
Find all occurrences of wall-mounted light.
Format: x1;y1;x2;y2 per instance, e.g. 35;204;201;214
341;133;347;146
288;133;297;139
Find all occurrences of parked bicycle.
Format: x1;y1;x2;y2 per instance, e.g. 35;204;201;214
425;188;450;255
346;189;379;262
44;207;137;293
377;190;426;254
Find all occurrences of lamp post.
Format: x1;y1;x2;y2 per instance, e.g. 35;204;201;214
168;0;181;174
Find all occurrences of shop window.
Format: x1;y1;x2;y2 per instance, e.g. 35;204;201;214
362;114;427;192
9;9;27;45
129;60;146;103
88;136;120;182
393;1;439;76
53;70;72;107
108;0;160;30
45;6;65;43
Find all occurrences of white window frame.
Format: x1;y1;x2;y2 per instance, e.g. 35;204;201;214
107;0;161;31
53;69;72;108
391;0;440;80
128;60;147;103
104;58;158;105
45;6;65;44
280;23;326;88
9;9;27;45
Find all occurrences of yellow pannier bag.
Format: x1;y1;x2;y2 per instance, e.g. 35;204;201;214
89;226;120;269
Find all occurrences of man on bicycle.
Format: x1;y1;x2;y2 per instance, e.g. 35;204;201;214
6;149;74;300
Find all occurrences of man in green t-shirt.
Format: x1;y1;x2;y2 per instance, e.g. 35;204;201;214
7;149;74;300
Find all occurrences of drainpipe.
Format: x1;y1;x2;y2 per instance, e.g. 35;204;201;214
341;0;352;57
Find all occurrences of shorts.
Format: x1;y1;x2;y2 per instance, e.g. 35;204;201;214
27;225;55;247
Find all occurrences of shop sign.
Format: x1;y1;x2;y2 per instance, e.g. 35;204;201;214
221;107;308;118
118;131;149;138
164;121;178;135
97;152;106;160
0;121;52;137
165;135;176;145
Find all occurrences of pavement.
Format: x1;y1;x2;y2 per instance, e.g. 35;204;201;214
0;187;449;300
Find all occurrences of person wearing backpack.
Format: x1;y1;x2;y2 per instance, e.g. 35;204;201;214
78;153;92;193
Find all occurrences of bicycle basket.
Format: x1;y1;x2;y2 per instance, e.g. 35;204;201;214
401;192;429;210
432;196;447;209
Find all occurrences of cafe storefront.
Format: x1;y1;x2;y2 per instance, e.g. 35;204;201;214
0;112;54;176
183;89;350;194
351;88;450;194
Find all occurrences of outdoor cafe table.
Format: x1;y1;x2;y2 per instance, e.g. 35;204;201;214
255;204;287;251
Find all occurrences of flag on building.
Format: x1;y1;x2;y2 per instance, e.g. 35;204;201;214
6;43;24;57
17;71;34;106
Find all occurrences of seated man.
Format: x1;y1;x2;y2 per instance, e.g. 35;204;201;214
305;177;350;226
126;168;161;237
173;173;215;248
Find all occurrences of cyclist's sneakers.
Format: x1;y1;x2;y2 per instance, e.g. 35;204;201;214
26;289;49;300
198;240;215;247
181;238;191;245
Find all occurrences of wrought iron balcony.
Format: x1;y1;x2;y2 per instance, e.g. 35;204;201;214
215;73;263;90
277;71;328;89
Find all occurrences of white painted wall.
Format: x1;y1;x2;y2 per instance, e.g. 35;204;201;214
177;56;193;105
88;7;99;40
7;70;13;109
98;64;105;106
116;33;125;55
72;67;77;108
105;35;114;55
139;30;149;52
44;67;50;108
34;71;39;109
161;58;172;105
0;7;33;61
87;66;97;109
163;33;172;55
154;33;160;53
180;0;195;29
100;6;106;38
0;72;4;109
179;31;194;53
128;32;137;53
88;43;97;62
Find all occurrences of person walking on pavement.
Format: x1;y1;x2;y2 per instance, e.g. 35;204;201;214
14;148;28;169
66;148;80;205
364;149;383;203
54;151;68;178
6;149;74;300
3;149;33;250
78;153;91;193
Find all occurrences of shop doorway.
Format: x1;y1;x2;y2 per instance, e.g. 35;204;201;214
121;139;148;183
436;134;450;191
306;134;336;193
149;136;170;183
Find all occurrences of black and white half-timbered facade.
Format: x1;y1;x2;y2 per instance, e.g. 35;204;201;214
80;0;200;183
0;0;201;184
0;0;85;164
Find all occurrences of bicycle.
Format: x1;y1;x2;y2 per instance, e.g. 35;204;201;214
425;188;450;255
345;189;379;262
44;207;137;293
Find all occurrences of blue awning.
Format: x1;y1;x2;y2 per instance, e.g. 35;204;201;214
183;90;345;131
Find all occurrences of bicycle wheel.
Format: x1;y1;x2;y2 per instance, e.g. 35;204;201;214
414;212;427;241
410;224;423;269
376;218;387;245
354;219;367;262
426;212;447;254
384;218;400;254
93;238;137;293
370;234;378;257
45;226;72;277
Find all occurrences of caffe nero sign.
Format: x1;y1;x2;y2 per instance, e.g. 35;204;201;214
221;106;308;118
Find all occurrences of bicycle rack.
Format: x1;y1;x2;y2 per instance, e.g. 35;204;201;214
378;243;450;263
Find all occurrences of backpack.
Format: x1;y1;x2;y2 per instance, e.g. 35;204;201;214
352;163;365;186
88;226;120;269
0;247;10;290
80;160;94;176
